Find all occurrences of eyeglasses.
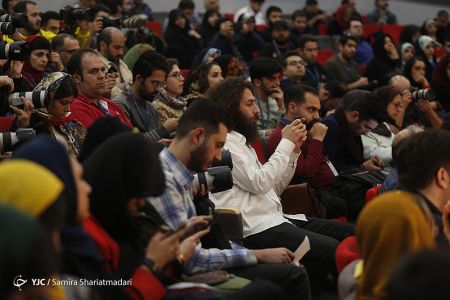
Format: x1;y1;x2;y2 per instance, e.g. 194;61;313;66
288;60;306;66
168;72;184;80
391;102;404;109
151;80;166;89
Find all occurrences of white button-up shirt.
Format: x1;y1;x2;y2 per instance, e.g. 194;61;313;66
211;131;301;237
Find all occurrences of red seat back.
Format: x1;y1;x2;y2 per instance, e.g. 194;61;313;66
365;184;382;203
363;24;381;39
383;24;404;45
435;48;445;59
146;21;162;36
180;69;190;79
317;49;334;64
318;23;328;36
255;25;268;32
0;116;15;132
251;138;267;164
335;236;361;273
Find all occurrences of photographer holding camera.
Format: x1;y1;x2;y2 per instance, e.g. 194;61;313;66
3;1;40;43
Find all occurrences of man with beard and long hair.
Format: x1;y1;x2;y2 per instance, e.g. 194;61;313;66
149;99;313;299
208;77;355;293
114;51;179;141
7;1;41;41
97;27;133;98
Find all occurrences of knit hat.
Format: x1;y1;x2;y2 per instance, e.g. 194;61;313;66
26;35;51;52
401;42;414;54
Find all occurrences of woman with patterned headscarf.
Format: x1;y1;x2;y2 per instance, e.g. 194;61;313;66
30;72;86;156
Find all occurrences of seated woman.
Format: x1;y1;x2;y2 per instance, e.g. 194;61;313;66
404;56;430;89
8;35;64;91
152;58;187;123
431;54;450;112
196;9;221;47
362;86;401;166
415;35;438;81
30;72;86;156
185;61;224;104
399;42;415;69
365;33;403;86
338;191;436;300
214;54;246;78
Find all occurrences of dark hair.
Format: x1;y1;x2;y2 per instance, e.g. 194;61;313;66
292;9;307;21
284;84;318;108
101;0;122;15
386;250;450;300
399;24;420;45
190;61;220;94
432;54;450;84
66;48;99;79
168;9;189;31
298;35;318;49
97;27;119;49
272;20;289;31
373;85;401;124
396;129;450;190
176;98;228;138
403;56;426;86
343;91;385;123
54;75;78;100
178;0;195;10
132;50;170;81
207;77;254;131
91;3;111;16
13;0;36;13
339;34;358;46
266;5;282;19
51;33;77;51
282;50;301;67
78;117;132;162
443;35;450;44
166;58;180;69
249;57;283;82
323;80;347;98
41;11;61;27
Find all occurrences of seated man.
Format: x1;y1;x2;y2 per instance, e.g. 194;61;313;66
257;5;283;43
280;51;307;94
267;84;335;191
367;0;397;24
322;90;385;173
318;80;347;117
323;35;369;90
258;20;296;61
234;0;266;26
97;27;132;98
249;57;286;138
208;77;354;289
67;48;131;128
345;18;373;65
395;129;450;248
113;51;178;141
148;100;311;299
299;35;332;91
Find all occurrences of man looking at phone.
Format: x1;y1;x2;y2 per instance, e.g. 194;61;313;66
114;51;178;141
209;78;354;292
97;27;132;98
149;99;312;299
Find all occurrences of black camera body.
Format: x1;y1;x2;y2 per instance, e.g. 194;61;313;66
0;41;30;61
193;149;234;194
102;16;122;29
8;91;50;109
0;9;28;27
60;6;95;23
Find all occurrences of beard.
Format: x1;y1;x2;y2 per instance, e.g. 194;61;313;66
188;142;209;173
233;111;259;144
305;118;319;130
138;83;156;102
24;23;39;35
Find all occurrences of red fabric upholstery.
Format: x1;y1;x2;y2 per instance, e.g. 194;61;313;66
224;13;234;21
365;184;382;203
146;21;162;36
0;116;15;132
363;24;381;39
435;48;445;59
383;24;404;44
332;216;348;223
255;25;268;32
180;69;190;79
252;138;267;164
317;49;334;64
318;23;328;35
335;236;360;273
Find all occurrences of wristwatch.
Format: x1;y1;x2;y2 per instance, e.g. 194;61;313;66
142;258;159;273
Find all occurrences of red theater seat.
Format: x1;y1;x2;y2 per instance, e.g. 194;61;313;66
317;49;334;64
146;21;162;36
335;236;360;273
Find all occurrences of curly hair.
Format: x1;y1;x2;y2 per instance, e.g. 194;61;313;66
206;77;254;131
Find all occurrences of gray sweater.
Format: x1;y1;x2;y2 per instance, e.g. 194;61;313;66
113;91;169;141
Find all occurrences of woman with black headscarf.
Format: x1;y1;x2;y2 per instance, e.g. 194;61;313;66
365;33;403;85
12;136;110;299
165;9;203;69
197;9;221;46
82;132;213;300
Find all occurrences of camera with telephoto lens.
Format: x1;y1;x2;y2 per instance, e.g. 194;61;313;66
8;91;50;109
0;128;35;153
122;15;147;28
410;87;436;102
0;9;28;27
102;16;122;28
0;41;30;60
0;21;14;34
193;149;233;193
60;6;95;23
